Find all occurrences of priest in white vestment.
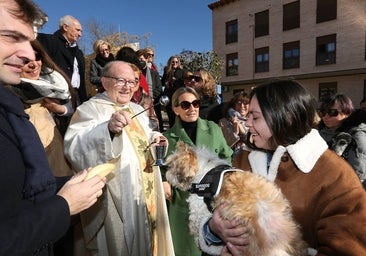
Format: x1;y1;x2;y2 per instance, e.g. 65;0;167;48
64;61;174;256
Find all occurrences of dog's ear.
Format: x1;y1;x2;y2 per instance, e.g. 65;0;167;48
176;141;189;151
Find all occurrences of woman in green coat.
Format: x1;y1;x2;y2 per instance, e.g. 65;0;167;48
162;87;233;256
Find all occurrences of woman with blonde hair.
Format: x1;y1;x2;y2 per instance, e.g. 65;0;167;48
90;39;114;92
187;68;219;122
162;86;232;256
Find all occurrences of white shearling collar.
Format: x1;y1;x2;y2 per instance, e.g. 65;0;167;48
249;129;328;181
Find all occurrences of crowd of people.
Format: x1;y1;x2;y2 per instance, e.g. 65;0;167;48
1;0;366;256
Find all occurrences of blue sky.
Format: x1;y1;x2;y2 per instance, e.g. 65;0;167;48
33;0;214;72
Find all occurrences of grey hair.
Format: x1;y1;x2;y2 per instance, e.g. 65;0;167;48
59;15;76;28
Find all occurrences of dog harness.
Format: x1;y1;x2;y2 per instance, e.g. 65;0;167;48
189;165;241;212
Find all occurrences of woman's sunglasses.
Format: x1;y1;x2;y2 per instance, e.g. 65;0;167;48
178;100;200;110
318;108;340;117
35;52;42;61
186;75;202;82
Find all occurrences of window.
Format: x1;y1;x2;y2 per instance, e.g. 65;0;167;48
226;53;238;76
316;34;336;65
319;82;337;102
255;47;269;73
283;1;300;31
226;20;238;44
283;41;300;69
255;10;269;38
317;0;337;23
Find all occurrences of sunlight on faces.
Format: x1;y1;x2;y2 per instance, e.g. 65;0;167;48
173;92;199;123
171;58;179;68
190;71;203;90
20;55;41;80
147;51;154;61
99;45;110;58
246;95;272;150
102;62;136;105
0;1;36;85
321;101;348;129
234;100;249;117
63;20;82;44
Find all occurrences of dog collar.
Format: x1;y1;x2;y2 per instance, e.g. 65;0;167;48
189;165;239;212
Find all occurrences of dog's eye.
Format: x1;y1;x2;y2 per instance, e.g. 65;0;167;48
183;176;193;183
177;174;192;183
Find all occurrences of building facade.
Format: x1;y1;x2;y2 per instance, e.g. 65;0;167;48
208;0;366;105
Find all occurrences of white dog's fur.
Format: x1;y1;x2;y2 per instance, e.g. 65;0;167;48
165;142;307;256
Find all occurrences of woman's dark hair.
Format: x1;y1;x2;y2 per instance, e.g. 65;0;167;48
12;0;47;28
320;93;354;115
31;40;58;75
246;80;317;149
115;46;142;69
30;39;77;110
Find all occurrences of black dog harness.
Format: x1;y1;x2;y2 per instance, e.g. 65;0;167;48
189;165;240;212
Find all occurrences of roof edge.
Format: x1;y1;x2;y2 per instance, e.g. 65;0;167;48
208;0;239;10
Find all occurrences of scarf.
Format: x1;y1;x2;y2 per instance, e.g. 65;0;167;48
0;85;56;202
11;69;70;104
95;53;114;67
145;67;153;95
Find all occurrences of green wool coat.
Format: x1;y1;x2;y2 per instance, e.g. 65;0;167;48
163;118;233;256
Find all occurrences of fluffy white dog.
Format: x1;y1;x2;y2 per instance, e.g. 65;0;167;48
165;142;307;256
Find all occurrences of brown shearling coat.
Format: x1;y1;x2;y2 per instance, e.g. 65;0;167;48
237;140;366;255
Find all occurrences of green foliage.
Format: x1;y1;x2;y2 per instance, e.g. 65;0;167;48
177;50;224;84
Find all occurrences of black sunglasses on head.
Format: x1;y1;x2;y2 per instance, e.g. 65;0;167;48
178;100;200;110
318;108;340;117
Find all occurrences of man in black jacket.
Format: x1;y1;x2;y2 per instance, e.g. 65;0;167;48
0;1;105;255
37;15;87;104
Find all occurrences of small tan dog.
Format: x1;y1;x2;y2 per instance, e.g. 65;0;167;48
165;142;307;256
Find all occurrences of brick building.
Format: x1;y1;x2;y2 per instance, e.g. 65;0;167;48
208;0;366;105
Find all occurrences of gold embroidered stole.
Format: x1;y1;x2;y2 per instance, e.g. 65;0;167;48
116;105;159;255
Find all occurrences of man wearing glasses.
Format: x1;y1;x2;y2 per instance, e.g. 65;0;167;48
0;1;106;255
64;60;173;255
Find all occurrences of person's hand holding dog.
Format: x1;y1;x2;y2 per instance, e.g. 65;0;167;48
209;204;250;255
163;181;172;201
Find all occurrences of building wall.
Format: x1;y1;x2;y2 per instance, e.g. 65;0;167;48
225;74;366;105
210;0;366;105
